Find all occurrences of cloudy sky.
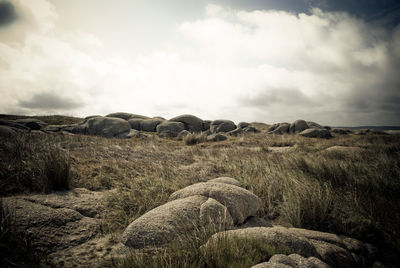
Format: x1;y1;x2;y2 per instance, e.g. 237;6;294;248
0;0;399;125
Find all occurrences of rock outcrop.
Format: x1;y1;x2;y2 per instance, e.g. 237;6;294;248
210;120;237;133
289;120;309;134
81;117;131;138
121;178;262;249
156;121;185;137
299;128;332;139
105;112;148;120
140;118;164;132
169;114;204;133
204;226;376;268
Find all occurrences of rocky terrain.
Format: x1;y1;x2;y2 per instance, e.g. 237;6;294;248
0;113;399;267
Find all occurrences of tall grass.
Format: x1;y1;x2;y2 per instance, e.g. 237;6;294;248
0;134;71;195
183;133;207;146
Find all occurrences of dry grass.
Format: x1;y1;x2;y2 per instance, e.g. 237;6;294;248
183;132;207;145
1;120;399;266
0;134;71;195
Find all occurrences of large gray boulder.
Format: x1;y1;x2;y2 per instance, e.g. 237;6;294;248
156;121;185;137
140;118;164;132
307;121;322;129
289;120;309;134
169;181;262;224
83;117;131;138
210;120;237;133
202;120;212;131
238;122;250;129
269;123;290;134
121;195;234;249
169;114;203;133
121;177;261;250
105;112;148;120
299;128;332;139
127;118;144;130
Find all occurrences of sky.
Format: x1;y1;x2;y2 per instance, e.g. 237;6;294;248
0;0;399;125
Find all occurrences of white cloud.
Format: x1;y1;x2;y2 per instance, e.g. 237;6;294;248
0;2;399;125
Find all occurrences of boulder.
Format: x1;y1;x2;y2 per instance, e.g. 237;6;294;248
202;120;212;131
121;195;233;249
105;112;148;120
289;120;309;134
140;118;164;132
156;121;185;137
307;121;322;129
268;123;280;132
252;254;330;268
2;188;104;254
210;120;237;133
299;128;332;139
227;128;243;136
238;122;250;129
205;226;373;268
84;117;131;138
169;181;262;224
207;133;227;142
15;118;47;130
243;126;259;133
169;114;204;132
127;118;144;130
204;227;319;258
269;123;290;134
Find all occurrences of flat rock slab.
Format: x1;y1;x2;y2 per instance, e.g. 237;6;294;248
2;189;110;263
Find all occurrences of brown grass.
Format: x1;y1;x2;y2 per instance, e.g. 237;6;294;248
1;118;399;266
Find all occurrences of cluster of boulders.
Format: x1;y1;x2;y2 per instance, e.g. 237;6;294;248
118;177;379;267
268;120;334;138
0;112;259;141
0;118;48;137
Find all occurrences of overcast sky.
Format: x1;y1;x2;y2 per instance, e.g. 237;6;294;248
0;0;399;125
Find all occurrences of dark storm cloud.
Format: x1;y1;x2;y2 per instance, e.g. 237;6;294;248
0;1;17;27
305;0;400;27
19;92;84;111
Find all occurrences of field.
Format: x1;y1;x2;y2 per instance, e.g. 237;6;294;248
1;116;399;267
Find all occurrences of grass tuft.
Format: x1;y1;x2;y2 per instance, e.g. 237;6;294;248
183;133;207;146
